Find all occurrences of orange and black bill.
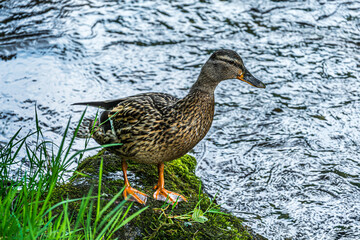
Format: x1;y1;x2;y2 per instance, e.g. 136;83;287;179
237;68;266;88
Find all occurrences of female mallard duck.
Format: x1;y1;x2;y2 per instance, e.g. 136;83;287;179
73;49;265;205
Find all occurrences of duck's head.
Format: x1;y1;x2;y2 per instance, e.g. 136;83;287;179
192;49;265;92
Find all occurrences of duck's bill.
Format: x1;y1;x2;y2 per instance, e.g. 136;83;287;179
236;68;266;88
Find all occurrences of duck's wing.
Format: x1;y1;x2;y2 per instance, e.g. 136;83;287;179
91;93;179;156
108;92;179;125
72;92;178;110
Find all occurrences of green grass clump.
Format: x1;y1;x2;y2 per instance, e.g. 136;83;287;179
0;108;147;239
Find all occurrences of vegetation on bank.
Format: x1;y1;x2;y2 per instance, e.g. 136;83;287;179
0;110;147;239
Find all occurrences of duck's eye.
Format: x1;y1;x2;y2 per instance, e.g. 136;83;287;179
220;59;236;66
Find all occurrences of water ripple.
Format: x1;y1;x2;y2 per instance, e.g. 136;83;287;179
1;0;360;239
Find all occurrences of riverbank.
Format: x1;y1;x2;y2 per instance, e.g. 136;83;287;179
53;149;267;239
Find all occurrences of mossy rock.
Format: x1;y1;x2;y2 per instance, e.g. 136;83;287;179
54;150;266;240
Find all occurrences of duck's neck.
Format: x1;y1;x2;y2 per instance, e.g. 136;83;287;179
179;73;216;122
189;70;219;95
177;72;216;115
175;80;215;146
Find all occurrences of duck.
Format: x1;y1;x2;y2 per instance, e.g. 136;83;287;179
73;49;265;205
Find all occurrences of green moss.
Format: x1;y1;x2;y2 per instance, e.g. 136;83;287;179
53;150;266;240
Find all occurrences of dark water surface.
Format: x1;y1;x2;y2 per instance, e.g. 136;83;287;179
1;0;359;239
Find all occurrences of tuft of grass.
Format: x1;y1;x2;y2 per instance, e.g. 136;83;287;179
154;183;228;224
0;108;147;239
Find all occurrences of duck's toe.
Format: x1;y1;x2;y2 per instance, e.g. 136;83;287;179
123;186;148;205
153;187;187;205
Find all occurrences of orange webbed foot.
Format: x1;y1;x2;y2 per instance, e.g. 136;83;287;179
153;186;187;205
123;186;148;205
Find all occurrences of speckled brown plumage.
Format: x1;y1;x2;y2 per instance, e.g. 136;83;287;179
73;49;265;204
88;91;214;164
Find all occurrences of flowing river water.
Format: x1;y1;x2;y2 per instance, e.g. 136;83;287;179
0;0;359;239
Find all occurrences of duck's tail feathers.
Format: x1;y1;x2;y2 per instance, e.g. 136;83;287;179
72;98;124;110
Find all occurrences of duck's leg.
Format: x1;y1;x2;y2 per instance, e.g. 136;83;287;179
153;163;187;204
122;160;148;205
